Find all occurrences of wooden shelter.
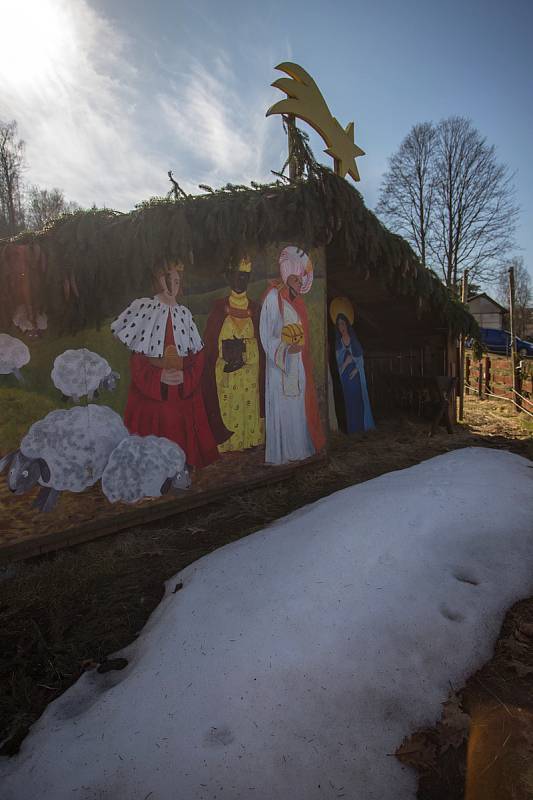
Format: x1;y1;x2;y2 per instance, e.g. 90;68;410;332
0;167;478;560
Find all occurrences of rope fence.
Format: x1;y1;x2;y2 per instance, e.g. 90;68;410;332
464;382;533;420
512;387;533;409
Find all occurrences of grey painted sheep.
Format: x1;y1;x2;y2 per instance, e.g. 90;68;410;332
51;348;120;402
101;435;191;504
0;404;128;512
0;333;30;383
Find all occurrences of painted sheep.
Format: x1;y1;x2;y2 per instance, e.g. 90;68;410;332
51;348;120;402
0;405;128;512
101;435;191;504
0;333;30;383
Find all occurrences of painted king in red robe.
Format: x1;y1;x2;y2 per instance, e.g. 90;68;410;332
111;265;221;468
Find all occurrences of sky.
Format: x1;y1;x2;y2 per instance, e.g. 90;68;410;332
0;0;532;287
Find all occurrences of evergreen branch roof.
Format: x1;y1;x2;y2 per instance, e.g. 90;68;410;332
2;167;478;338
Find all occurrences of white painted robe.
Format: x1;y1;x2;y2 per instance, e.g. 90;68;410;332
259;287;315;465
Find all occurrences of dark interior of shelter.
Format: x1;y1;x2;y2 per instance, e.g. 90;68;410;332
326;239;454;432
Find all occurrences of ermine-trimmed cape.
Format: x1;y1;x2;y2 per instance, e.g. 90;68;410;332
111;297;218;468
111;297;203;357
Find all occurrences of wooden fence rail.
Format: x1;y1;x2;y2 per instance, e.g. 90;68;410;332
465;350;533;410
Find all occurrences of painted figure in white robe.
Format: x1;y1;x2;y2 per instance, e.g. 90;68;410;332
259;246;325;465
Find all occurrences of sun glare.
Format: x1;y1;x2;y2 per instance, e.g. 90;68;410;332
0;0;72;86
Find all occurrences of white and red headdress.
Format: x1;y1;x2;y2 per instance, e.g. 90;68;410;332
278;246;313;294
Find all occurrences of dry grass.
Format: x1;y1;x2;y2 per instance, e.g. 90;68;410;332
401;596;533;800
394;397;533;800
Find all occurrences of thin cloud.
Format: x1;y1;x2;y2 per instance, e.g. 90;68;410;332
0;0;166;210
157;55;275;188
0;1;289;210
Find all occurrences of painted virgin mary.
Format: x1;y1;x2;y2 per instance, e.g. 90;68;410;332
333;300;375;434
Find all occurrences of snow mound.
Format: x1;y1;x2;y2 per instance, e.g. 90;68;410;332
1;447;532;800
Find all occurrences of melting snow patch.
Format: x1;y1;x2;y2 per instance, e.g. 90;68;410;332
1;447;532;800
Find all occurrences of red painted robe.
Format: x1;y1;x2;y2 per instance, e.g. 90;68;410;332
124;313;219;468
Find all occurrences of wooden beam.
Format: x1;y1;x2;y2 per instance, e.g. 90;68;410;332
458;270;468;421
0;456;326;565
508;265;521;411
287;114;297;179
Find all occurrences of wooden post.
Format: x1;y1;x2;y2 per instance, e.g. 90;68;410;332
508;266;521;411
287;114;297;179
465;355;470;395
446;331;458;422
484;356;491;397
458;269;468;420
478;358;483;398
516;362;523;408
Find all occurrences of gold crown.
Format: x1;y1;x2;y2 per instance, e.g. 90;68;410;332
238;257;252;273
161;258;185;272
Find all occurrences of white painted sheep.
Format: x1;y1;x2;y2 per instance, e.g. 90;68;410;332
0;333;30;383
101;435;191;504
0;404;128;512
51;348;120;403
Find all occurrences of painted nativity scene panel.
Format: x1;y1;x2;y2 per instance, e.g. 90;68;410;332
0;240;327;547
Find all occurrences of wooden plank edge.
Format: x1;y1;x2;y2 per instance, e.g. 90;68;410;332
0;455;327;566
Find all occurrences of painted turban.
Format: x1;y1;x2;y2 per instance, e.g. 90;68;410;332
278;246;313;294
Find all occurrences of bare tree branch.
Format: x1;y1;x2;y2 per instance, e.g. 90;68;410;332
167;170;190;201
0;120;25;236
496;256;532;337
430;117;518;288
25;186;80;230
377;116;519;289
376;122;436;268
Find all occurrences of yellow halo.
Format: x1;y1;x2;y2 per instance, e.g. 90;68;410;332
329;296;354;326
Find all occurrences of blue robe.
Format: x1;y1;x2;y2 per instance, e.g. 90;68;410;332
335;329;375;433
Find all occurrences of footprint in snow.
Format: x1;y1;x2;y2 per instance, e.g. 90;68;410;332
440;604;465;623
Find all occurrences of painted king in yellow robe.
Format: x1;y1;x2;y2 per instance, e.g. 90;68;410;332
211;290;264;452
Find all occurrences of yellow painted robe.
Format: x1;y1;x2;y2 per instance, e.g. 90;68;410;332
215;294;264;452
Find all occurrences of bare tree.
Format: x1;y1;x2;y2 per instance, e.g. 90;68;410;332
25;185;80;230
0;120;25;235
377;117;518;289
376;122;436;267
431;117;518;289
496;256;532;337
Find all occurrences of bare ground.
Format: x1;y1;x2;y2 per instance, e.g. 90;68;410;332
0;395;532;799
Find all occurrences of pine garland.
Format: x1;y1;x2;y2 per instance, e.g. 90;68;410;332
1;159;479;341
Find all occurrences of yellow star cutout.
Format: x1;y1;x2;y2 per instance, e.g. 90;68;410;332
266;62;365;182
